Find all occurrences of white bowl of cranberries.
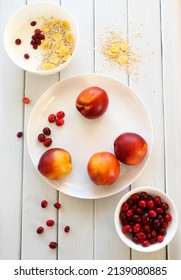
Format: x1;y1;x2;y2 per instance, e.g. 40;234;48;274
114;187;178;252
4;2;79;75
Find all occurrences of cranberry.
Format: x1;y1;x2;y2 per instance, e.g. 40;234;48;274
39;34;45;40
46;220;54;227
159;228;167;236
143;224;150;233
162;221;168;229
131;205;138;212
132;214;141;223
23;97;30;104
121;202;129;212
150;237;157;244
157;214;164;223
36;226;44;234
48;114;56;123
164;213;172;222
136;208;144;215
56;118;64;126
38;133;46;142
126;198;134;207
133;223;141;233
140;191;148;200
43;138;52;147
64;226;70;233
151;230;157;238
148;210;157;218
17;131;23;138
31;21;37;26
122;219;129;225
132;236;140;244
157;235;164;243
138;200;146;209
131;193;140;201
33;44;38;49
41;200;48;208
147;199;155;209
136;232;146;241
162;203;169;210
35;29;41;34
122;225;132;234
119;212;126;221
49;242;57;249
31;39;36;45
15;38;21;45
56;111;65;119
153;219;160;229
142;240;150;247
24;53;30;59
154;196;161;206
126;209;133;218
32;34;37;40
36;38;41;45
54;202;62;209
156;207;164;215
141;213;150;224
43;127;51;135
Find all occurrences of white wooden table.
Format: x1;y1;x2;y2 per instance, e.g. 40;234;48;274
0;0;181;260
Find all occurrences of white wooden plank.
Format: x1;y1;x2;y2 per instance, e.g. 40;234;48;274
161;0;181;260
94;0;131;259
0;0;26;260
57;0;95;260
128;0;166;259
21;0;61;259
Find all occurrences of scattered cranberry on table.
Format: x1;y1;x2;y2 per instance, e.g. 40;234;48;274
36;226;44;234
17;132;23;138
120;191;172;247
54;202;61;209
46;220;55;227
49;241;57;249
64;226;70;233
41;200;48;208
23;97;30;104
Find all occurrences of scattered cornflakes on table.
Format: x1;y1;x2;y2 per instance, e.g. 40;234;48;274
100;30;142;78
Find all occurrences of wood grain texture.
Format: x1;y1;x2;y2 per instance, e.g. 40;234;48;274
0;0;26;260
128;0;166;260
161;0;181;260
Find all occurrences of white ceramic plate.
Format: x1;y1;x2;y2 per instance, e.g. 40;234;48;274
27;74;153;199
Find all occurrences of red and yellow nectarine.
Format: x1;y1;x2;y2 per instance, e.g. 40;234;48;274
38;148;72;180
87;151;120;185
75;86;109;119
114;132;148;165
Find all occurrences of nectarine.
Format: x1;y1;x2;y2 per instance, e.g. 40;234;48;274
38;148;72;180
75;86;109;119
114;132;148;165
87;151;120;185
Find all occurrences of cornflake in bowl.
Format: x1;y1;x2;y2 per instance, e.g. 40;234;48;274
114;186;178;252
4;2;79;75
